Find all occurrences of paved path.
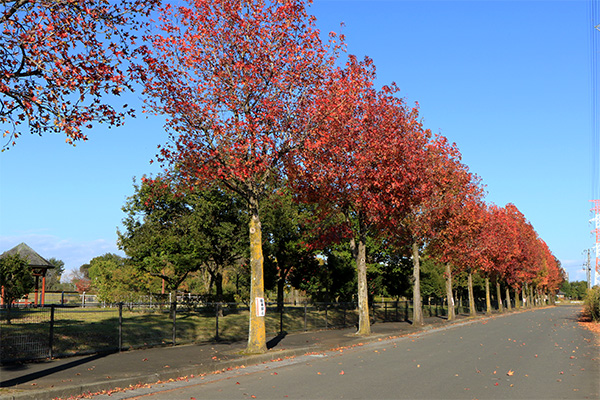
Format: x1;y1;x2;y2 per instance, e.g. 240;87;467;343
1;312;464;400
89;306;599;400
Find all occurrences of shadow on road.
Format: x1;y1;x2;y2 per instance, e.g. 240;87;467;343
267;332;287;349
0;352;111;388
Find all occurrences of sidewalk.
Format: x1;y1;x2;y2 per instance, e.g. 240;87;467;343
1;314;479;400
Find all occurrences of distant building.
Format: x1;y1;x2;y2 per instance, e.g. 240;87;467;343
0;242;55;306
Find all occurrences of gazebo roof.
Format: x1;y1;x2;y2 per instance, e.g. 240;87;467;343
0;242;54;269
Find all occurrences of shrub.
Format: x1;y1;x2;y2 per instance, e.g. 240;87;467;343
584;287;600;322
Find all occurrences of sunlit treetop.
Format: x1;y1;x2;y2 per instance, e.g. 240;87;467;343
0;0;160;150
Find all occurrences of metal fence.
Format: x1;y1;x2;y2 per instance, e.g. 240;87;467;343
0;299;465;364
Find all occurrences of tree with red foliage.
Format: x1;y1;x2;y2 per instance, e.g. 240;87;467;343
137;0;337;353
477;204;522;314
428;180;485;320
290;55;426;334
382;131;476;324
1;0;159;148
501;203;539;308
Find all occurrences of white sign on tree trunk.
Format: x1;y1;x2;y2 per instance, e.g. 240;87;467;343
255;297;265;317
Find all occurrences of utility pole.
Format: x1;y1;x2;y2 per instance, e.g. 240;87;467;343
590;200;600;286
583;249;592;290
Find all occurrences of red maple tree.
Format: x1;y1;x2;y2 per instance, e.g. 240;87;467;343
137;0;338;353
1;0;159;148
290;54;435;334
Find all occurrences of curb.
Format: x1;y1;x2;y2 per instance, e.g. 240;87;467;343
2;346;321;400
2;307;551;400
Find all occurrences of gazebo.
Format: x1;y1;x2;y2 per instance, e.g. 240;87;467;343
0;242;55;306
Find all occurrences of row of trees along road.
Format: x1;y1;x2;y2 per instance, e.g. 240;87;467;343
1;0;564;354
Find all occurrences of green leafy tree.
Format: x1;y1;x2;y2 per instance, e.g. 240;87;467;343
373;249;412;301
0;254;33;323
290;245;355;303
46;257;65;291
193;186;248;303
119;176;248;310
420;257;446;300
88;253;150;303
262;188;318;311
118;176;206;302
560;280;572;299
569;281;588;300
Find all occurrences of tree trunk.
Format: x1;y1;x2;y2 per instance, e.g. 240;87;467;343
485;277;492;315
169;298;177;320
467;271;476;316
506;286;512;310
412;241;424;325
215;272;223;302
496;279;503;313
515;287;520;309
247;205;266;354
445;263;455;321
529;286;534;308
356;234;371;335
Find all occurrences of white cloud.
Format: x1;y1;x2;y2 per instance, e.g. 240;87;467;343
559;258;587;283
0;234;125;280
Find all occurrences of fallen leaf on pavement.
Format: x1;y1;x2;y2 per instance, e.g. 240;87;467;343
507;370;514;376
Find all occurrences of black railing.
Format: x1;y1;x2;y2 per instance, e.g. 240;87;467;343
0;299;476;363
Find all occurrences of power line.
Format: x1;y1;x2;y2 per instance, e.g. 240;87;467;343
590;0;600;199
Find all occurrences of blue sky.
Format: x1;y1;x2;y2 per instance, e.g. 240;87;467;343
0;0;597;283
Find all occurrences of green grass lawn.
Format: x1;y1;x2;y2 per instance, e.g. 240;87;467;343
0;301;447;361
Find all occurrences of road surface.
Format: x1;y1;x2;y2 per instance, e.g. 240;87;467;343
93;306;599;399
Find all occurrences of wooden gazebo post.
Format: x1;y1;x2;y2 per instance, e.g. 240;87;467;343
0;243;55;307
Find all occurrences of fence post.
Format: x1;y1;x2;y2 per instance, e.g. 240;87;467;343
118;303;123;352
395;301;398;322
215;303;220;341
304;302;307;332
384;301;388;322
343;303;347;327
172;300;177;346
48;305;55;359
324;303;328;329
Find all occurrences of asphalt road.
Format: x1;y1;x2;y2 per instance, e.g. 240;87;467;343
93;306;599;400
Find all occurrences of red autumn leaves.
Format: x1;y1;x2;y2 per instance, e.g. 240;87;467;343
1;0;160;148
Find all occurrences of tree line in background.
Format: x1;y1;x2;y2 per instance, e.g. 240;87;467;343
1;0;572;352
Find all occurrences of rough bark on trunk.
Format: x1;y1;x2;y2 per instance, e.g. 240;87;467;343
468;271;476;316
515;287;520;309
496;280;503;313
529;286;534;308
356;237;371;335
485;277;492;315
412;241;423;325
247;206;266;354
505;286;511;310
445;263;455;321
